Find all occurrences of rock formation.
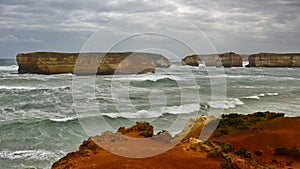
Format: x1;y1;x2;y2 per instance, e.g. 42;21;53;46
182;52;242;67
16;52;171;75
182;55;200;66
51;112;300;169
247;53;300;67
203;52;242;67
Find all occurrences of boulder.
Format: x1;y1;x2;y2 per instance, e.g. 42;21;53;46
182;55;200;66
17;52;170;75
247;53;300;67
117;121;154;138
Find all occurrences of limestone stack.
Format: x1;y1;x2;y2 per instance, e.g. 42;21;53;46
247;53;300;67
203;52;242;67
182;55;200;66
17;52;171;75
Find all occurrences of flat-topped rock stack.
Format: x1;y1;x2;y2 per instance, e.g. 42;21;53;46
16;52;171;75
182;52;242;67
247;53;300;67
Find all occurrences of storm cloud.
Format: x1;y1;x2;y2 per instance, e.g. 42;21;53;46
0;0;299;58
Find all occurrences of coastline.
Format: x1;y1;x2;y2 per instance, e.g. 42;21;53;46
52;112;300;169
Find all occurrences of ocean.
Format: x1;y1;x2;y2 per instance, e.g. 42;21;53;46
0;59;299;168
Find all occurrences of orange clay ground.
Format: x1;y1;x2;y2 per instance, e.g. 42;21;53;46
52;112;300;169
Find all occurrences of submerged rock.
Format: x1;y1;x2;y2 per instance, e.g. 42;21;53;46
16;52;170;75
247;53;300;67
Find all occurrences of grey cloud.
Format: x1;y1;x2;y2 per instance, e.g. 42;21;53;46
0;34;43;43
0;0;299;58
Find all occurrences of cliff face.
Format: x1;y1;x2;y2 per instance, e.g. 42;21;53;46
182;55;200;66
247;53;300;67
203;52;242;67
52;112;300;169
182;52;242;67
17;52;170;75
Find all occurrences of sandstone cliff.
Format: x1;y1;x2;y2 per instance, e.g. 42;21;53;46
182;52;242;67
247;53;300;67
203;52;242;67
17;52;171;75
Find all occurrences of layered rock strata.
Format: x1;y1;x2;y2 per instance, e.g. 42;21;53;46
17;52;171;75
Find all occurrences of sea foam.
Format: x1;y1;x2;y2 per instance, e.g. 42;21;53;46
0;65;18;71
0;150;59;160
208;98;244;109
102;103;200;119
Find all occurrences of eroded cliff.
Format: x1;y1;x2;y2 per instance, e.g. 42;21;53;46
182;52;242;67
247;53;300;67
17;52;171;75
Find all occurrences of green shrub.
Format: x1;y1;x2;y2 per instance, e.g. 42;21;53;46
222;143;235;153
203;140;213;147
207;149;221;158
139;130;152;137
220;161;231;169
238;147;251;158
253;112;266;118
274;147;289;156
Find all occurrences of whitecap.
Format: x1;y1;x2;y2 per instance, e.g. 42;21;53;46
49;117;77;122
242;95;260;100
0;65;18;71
266;93;279;96
0;150;59;160
110;74;182;82
208;98;244;109
164;103;200;114
0;85;70;91
102;103;200;119
103;110;163;119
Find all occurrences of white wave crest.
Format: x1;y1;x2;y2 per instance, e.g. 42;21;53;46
0;65;18;71
50;117;77;122
0;85;70;91
266;93;279;96
242;95;260;100
0;150;58;160
242;92;279;100
208;98;244;109
110;74;182;82
102;103;200;119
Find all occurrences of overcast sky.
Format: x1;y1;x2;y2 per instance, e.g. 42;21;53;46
0;0;300;59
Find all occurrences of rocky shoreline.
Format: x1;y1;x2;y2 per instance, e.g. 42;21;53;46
52;112;300;169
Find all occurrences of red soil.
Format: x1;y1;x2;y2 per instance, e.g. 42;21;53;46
52;114;300;169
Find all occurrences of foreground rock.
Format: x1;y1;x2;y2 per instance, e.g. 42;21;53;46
17;52;171;75
247;53;300;67
52;112;300;169
182;52;242;67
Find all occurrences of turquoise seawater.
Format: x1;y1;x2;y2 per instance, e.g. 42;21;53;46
0;59;299;168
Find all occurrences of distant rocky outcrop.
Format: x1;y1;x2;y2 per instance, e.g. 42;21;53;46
182;52;242;67
247;53;300;67
16;52;171;75
182;55;200;66
203;52;242;67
